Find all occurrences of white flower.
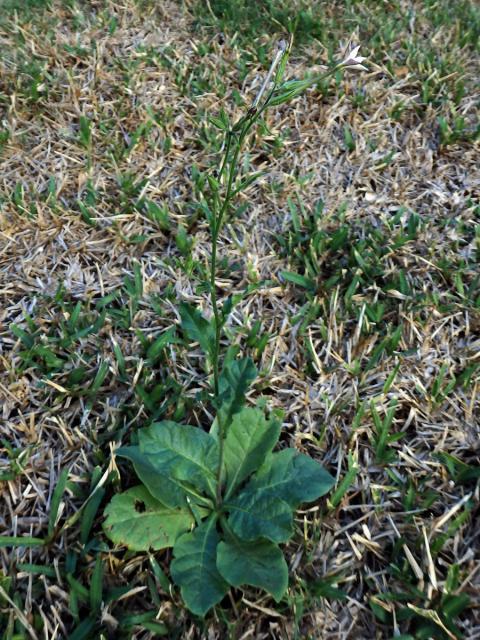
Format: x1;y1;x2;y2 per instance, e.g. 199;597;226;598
340;44;368;71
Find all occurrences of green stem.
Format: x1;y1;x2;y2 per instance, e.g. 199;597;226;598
210;58;340;507
212;122;249;506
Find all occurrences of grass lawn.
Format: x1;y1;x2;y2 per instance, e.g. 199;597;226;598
0;0;479;637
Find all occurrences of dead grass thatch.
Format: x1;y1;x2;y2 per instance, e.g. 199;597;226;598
0;0;479;638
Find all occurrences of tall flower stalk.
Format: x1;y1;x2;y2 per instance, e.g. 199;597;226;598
206;40;368;506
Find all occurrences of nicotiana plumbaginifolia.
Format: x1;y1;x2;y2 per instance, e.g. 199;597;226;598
103;39;367;616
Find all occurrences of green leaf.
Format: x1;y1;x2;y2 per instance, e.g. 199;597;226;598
16;563;57;578
175;225;191;256
209;110;229;131
145;200;170;230
309;579;347;600
207;175;220;192
226;493;293;543
146;326;176;363
269;78;314;106
138;421;219;499
80;486;105;545
233;171;267;195
179;302;215;359
442;593;470;620
280;270;315;291
171;517;228;617
10;323;34;348
0;536;45;548
328;452;358;508
89;555;103;613
69;617;96;640
89;360;109;394
79;115;91;147
103;486;194;551
216;357;257;430
343;125;355;151
149;556;171;592
216;537;288;601
116;446;189;508
239;448;334;508
223;407;281;499
209;115;228;131
48;466;69;536
139;621;169;635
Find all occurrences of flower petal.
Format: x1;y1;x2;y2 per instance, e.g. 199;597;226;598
349;45;361;58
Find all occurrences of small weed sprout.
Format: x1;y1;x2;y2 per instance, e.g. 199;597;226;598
103;39;368;616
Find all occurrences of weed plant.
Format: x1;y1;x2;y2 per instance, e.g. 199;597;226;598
102;38;367;616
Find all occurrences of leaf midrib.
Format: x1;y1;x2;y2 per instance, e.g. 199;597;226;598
183;517;219;599
225;420;279;500
132;459;213;507
146;443;217;477
143;430;219;498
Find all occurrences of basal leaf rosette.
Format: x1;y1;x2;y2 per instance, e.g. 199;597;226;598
103;407;334;617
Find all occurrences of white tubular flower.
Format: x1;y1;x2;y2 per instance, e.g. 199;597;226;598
340;44;368;71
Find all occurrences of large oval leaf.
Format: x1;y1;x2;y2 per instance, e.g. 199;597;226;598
171;517;228;617
138;421;219;499
223;407;281;499
216;537;288;602
116;446;189;508
226;493;293;543
103;486;194;551
239;448;334;508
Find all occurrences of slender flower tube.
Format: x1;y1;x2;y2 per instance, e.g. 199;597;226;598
252;39;288;108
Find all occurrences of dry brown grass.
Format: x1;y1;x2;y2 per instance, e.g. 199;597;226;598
0;0;479;637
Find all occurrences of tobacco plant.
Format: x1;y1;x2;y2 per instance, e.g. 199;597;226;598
103;39;367;616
